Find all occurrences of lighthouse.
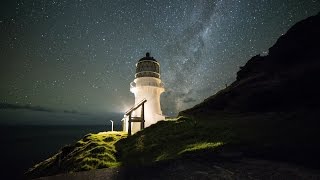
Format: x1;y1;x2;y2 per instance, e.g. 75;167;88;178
128;53;165;134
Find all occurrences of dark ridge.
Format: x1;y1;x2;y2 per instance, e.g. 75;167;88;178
180;12;320;116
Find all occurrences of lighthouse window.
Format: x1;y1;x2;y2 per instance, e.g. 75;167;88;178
137;62;159;73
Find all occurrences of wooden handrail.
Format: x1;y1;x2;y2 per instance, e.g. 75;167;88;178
125;99;147;115
124;99;147;135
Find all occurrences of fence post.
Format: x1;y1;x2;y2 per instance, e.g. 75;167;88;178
141;103;145;129
128;112;132;136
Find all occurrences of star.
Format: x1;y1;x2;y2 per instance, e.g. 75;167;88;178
0;0;319;115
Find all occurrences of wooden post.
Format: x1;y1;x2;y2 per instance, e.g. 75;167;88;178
128;112;132;136
141;103;145;130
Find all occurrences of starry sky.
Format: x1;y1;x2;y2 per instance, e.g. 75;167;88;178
0;0;319;116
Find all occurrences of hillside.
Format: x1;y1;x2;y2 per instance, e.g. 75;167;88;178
26;132;127;179
180;12;320;115
176;11;320;167
27;13;320;179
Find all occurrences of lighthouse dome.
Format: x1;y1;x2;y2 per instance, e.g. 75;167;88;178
135;53;160;78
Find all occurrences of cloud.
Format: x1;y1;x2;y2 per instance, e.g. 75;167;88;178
182;97;197;103
0;103;81;115
0;103;54;112
161;87;199;116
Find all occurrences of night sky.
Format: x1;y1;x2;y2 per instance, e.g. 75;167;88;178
0;0;319;116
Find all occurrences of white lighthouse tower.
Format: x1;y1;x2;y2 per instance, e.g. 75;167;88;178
129;53;165;133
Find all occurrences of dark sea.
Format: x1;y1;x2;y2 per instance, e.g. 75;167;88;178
0;109;122;180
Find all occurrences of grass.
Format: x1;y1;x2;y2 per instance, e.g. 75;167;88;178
178;142;224;155
116;116;232;165
116;110;320;167
26;131;127;179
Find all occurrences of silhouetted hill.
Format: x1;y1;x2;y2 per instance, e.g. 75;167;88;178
181;12;320;115
177;12;320;168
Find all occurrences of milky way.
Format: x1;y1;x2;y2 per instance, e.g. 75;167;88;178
0;0;319;116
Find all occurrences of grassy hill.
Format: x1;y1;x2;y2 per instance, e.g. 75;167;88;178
117;111;319;167
26;132;126;179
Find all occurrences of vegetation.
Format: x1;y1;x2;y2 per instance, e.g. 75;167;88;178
26;131;127;179
116;116;231;165
117;110;320;167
